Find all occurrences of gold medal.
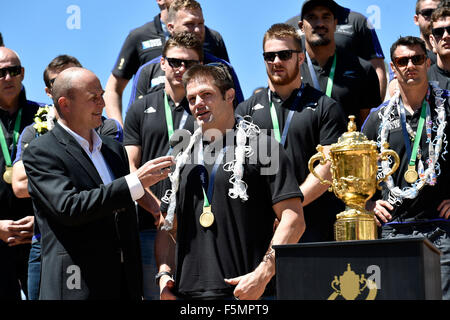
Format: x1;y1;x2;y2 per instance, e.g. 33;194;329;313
404;165;418;184
3;166;12;184
199;206;214;228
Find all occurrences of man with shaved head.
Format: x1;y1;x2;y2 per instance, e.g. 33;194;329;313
0;47;41;299
22;67;175;300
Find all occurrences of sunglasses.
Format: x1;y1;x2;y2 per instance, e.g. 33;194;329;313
0;65;22;79
432;25;450;38
165;57;199;69
418;8;434;19
393;54;427;68
263;50;301;62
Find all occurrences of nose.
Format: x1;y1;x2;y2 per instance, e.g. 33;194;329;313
194;94;204;106
272;54;282;64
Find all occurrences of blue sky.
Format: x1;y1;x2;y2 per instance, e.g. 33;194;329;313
2;0;418;117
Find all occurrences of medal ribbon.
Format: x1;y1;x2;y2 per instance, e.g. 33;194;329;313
164;92;189;155
409;102;427;167
0;108;22;167
198;144;228;208
400;100;428;168
306;51;337;98
268;83;304;146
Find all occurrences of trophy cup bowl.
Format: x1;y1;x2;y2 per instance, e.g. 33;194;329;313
308;116;400;241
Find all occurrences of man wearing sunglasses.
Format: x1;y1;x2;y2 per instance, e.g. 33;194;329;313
0;47;42;299
236;23;347;243
298;0;381;127
127;0;244;109
415;0;441;64
362;36;450;300
123;32;200;299
429;6;450;89
104;0;230;126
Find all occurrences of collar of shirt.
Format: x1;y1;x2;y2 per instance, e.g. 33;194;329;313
165;91;189;112
58;120;102;154
58;120;114;184
269;87;301;109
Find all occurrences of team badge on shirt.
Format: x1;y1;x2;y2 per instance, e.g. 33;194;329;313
252;104;265;111
142;38;163;50
144;106;157;114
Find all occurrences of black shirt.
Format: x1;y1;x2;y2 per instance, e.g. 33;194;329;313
0;91;41;222
361;87;450;222
285;5;385;61
428;63;450;90
301;46;382;124
112;14;230;80
236;84;347;242
161;127;302;299
124;88;195;230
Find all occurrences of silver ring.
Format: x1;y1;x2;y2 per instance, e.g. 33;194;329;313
234;296;240;300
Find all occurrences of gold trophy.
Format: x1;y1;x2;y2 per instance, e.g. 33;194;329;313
308;116;400;241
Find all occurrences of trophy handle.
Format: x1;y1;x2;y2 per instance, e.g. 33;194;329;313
308;145;333;189
377;148;400;190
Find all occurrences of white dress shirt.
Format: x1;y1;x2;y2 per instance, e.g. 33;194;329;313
58;121;144;200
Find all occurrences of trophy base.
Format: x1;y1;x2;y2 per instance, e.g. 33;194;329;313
334;209;378;241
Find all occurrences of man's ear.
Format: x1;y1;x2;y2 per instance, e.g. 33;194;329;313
58;96;70;115
430;34;438;53
225;88;235;103
167;22;174;34
414;14;420;27
160;56;167;72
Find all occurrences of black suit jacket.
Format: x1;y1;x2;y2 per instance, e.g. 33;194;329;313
22;123;142;300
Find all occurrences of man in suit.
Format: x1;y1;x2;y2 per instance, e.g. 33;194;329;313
22;67;174;300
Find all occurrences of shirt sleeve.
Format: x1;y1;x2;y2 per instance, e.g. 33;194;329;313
257;135;304;204
350;12;385;60
318;97;348;146
112;31;141;80
125;172;145;201
123;100;144;146
14;124;37;163
97;118;123;143
362;60;382;110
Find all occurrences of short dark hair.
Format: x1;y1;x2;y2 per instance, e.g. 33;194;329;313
390;36;427;61
263;23;302;51
415;0;440;14
163;31;204;62
0;33;4;47
183;63;234;98
168;0;202;23
431;6;450;28
43;55;82;88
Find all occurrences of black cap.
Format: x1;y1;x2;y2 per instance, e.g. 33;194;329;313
300;0;338;19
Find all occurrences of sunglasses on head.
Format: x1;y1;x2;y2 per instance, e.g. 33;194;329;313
0;65;22;79
393;54;427;68
418;8;434;19
432;25;450;38
165;57;199;69
263;50;301;62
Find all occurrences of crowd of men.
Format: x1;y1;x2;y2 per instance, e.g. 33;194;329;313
0;0;450;300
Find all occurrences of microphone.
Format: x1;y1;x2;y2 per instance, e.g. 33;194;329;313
168;129;192;171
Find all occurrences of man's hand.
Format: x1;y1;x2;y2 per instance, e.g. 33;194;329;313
0;216;34;246
135;156;175;189
159;275;176;300
367;200;393;226
224;268;270;300
438;200;450;219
